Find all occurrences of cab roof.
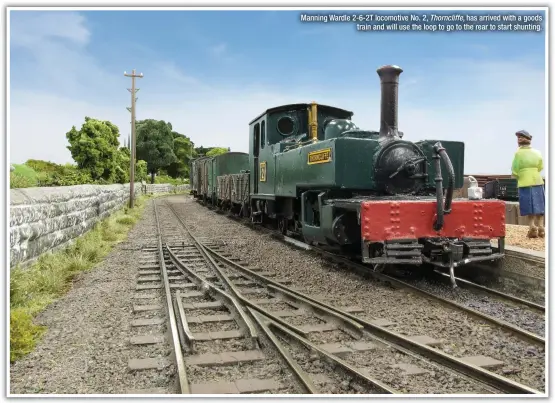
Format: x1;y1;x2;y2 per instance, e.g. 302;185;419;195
249;103;354;125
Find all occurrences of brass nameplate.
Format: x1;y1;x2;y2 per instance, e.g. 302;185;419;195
308;148;332;165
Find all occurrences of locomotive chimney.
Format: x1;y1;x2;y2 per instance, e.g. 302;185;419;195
377;65;403;139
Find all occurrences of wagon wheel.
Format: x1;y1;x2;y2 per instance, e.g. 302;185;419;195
242;202;250;218
278;218;288;235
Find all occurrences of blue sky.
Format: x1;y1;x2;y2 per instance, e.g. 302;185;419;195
10;9;546;174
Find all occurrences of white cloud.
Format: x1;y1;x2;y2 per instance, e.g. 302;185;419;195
10;11;90;48
10;11;119;98
153;61;201;86
9;11;546;178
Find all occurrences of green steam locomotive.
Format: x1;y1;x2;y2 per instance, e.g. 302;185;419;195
189;65;506;282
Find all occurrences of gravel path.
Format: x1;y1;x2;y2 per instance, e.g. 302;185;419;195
10;201;169;394
168;195;546;393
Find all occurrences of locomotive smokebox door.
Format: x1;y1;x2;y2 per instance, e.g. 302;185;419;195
374;141;428;194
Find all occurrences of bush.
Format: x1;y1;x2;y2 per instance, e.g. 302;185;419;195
25;159;61;173
10;173;36;189
18;160;95;187
36;166;94;187
154;174;186;186
10;308;46;362
10;157;175;189
12;163;39;180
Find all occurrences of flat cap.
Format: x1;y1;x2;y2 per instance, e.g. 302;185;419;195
515;130;532;139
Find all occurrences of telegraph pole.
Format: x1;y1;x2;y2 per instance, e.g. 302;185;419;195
124;69;143;208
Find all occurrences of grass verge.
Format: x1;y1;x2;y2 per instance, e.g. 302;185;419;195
9;192;179;363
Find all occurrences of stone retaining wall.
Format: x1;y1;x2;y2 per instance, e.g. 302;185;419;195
10;183;142;269
143;183;189;194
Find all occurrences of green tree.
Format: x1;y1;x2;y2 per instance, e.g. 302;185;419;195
113;148;130;184
135;119;177;183
206;147;229;157
65;117;120;181
194;146;213;156
136;160;148;182
114;147;149;184
119;146;131;157
166;134;195;179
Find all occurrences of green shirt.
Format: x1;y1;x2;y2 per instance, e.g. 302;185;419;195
511;146;544;188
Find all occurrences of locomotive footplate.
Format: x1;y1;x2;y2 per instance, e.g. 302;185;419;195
362;239;424;265
362;237;505;267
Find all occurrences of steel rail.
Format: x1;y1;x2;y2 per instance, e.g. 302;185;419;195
152;200;190;394
165;244;260;350
164;201;364;339
248;308;399;395
432;270;545;312
244;224;545;345
246;309;321;394
167;244;396;394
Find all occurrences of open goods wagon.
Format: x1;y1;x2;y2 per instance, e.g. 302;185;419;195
192;152;249;207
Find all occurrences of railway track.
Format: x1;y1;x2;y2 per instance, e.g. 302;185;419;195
158;197;542;394
168;195;545;394
146;200;402;394
149;201;309;394
165;240;396;394
126;215;187;394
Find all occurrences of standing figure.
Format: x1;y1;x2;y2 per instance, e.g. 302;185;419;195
511;130;545;238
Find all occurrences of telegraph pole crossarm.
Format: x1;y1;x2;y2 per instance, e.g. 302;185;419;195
124;69;144;209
